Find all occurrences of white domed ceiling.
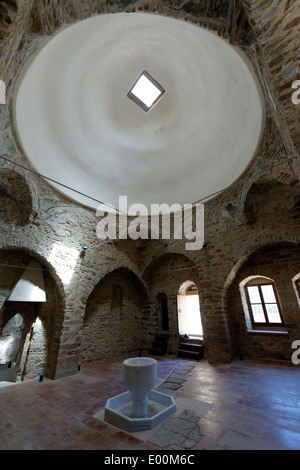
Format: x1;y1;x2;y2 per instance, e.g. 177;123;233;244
13;12;265;213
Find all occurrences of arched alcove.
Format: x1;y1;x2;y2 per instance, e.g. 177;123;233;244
110;285;123;323
225;242;300;361
244;178;300;224
80;267;149;363
0;248;65;382
0;167;33;226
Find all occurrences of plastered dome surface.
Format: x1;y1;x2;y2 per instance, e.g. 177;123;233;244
13;12;265;212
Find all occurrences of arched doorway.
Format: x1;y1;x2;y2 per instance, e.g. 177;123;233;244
177;281;203;339
0;302;39;384
0;313;24;384
0;249;65;383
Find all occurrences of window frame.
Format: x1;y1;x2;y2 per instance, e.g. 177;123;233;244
245;282;284;328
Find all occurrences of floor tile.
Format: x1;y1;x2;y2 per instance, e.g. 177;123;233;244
0;355;299;450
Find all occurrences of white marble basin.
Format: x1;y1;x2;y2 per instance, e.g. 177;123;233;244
103;356;176;432
123;357;157;417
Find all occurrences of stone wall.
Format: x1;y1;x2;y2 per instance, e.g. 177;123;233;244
80;268;148;362
143;252;200;353
0;249;60;380
242;0;300;168
0;1;299;381
228;244;300;361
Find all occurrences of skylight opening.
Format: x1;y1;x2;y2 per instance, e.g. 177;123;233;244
127;70;166;112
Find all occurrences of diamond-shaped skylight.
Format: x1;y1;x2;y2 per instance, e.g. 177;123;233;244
127;70;166;112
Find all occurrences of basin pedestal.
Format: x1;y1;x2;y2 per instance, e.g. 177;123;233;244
104;356;176;432
122;357;157;418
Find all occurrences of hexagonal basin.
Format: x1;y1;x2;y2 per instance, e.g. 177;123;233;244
104;390;176;432
103;357;176;432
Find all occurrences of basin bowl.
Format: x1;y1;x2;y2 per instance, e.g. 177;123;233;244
123;357;157;417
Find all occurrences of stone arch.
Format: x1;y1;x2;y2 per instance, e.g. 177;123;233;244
222;238;300;361
80;266;150;363
143;251;198;284
0;244;65;305
243;177;300;225
177;279;196;295
0;245;66;381
143;251;200;352
223;233;300;302
83;256;149;302
0;164;35;225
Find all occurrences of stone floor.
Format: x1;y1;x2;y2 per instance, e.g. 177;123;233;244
0;354;300;450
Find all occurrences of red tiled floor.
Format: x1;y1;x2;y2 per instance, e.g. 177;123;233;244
0;355;300;450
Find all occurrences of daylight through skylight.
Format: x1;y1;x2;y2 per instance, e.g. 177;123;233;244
127;71;166;112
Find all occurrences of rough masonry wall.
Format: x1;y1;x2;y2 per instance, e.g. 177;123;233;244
242;0;300;177
0;249;59;380
228;245;300;360
80;269;147;363
143;252;200;354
